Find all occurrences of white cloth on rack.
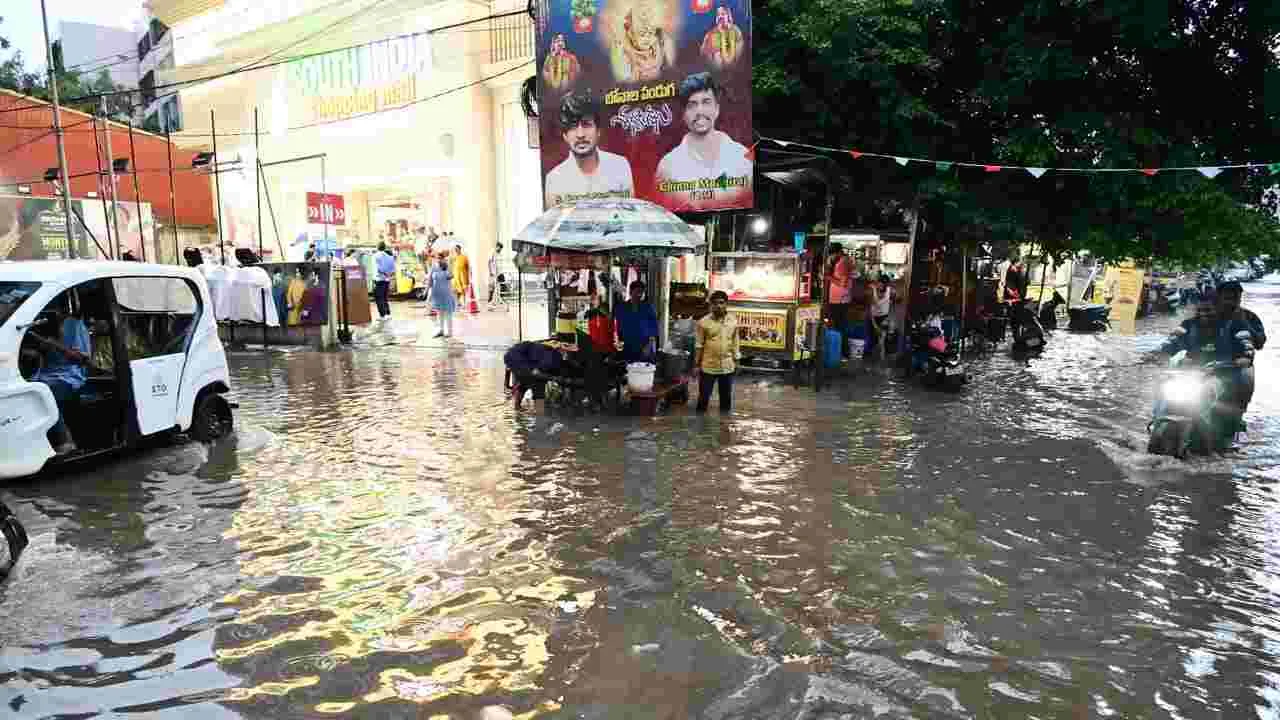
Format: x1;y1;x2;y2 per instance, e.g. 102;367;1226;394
200;264;233;321
576;269;590;293
227;266;281;326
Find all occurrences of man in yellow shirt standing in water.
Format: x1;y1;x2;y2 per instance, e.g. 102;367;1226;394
694;290;741;413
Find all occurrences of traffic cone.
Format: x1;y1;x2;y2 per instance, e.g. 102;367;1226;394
468;283;480;314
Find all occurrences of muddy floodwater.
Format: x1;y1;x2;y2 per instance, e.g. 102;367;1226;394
4;279;1280;719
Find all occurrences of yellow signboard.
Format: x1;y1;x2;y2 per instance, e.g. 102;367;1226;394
793;304;820;359
1103;261;1143;325
731;308;788;351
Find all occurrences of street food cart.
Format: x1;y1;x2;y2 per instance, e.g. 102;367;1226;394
707;252;820;367
510;199;706;414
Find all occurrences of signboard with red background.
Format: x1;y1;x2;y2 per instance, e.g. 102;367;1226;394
536;0;753;213
306;192;346;226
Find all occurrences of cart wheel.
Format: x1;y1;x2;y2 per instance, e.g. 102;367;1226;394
190;393;233;442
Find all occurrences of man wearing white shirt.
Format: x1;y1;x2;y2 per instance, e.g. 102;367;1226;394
544;92;635;209
655;72;753;211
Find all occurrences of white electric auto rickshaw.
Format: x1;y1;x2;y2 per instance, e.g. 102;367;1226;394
0;261;234;480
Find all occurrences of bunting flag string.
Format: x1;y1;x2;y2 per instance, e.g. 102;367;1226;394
756;136;1280;179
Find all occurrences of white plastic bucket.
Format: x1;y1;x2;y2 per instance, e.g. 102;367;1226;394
626;362;656;393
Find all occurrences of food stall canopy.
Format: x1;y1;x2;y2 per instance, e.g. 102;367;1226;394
512;199;705;268
757;152;850;196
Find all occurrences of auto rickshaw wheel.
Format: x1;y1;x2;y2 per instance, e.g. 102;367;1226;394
190;393;233;442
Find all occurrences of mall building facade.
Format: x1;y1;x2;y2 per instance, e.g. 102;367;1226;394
141;0;543;294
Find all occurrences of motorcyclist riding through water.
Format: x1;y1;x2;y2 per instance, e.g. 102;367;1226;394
1159;281;1266;415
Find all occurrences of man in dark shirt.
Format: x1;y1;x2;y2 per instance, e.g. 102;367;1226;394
613;280;659;363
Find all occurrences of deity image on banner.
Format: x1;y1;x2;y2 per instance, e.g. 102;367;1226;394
601;0;678;83
542;33;582;91
700;4;745;68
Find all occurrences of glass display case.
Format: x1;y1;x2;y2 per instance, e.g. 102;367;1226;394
707;252;819;363
707;252;803;303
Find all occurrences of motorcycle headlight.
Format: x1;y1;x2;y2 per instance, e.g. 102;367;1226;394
1162;376;1203;407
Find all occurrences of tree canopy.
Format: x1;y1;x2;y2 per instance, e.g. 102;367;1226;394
753;0;1280;266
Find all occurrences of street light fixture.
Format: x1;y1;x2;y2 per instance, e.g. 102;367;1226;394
751;216;769;235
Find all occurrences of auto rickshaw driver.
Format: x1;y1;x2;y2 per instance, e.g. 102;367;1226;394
20;292;92;455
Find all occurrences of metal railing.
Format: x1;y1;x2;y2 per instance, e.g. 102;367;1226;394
490;14;535;64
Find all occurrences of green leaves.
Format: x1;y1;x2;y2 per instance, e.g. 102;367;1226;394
753;0;1280;264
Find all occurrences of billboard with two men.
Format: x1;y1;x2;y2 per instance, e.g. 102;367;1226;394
536;0;753;213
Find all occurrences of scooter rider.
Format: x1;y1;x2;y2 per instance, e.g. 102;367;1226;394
1161;282;1264;414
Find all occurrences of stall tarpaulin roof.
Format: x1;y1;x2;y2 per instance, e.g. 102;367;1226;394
512;199;705;263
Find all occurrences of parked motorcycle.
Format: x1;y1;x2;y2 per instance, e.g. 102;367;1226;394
0;501;28;580
910;319;967;388
1155;283;1182;313
1010;299;1047;353
1067;303;1111;332
1148;330;1254;458
1038;290;1066;330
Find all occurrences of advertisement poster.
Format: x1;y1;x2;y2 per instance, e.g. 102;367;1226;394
0;195;88;261
732;308;786;350
537;0;753;213
79;200;157;262
264;263;331;327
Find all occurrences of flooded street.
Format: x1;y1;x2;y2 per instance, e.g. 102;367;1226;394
5;278;1280;719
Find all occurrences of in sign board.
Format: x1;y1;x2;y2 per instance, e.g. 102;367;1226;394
306;192;346;226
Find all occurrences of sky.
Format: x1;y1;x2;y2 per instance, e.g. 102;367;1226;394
1;0;143;72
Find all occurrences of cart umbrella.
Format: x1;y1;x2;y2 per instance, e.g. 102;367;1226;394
512;199;705;263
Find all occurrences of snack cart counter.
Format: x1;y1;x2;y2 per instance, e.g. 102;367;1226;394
707;252;821;367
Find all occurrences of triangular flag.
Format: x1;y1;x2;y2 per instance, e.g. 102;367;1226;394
1141;168;1158;176
745;143;757;162
849;150;863;159
1197;167;1222;178
894;157;910;166
1025;167;1047;178
983;165;1002;173
934;161;953;172
1268;162;1280;175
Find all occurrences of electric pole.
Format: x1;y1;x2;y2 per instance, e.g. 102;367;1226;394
39;0;78;258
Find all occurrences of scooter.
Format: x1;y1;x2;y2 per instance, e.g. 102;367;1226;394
1148;330;1253;458
1010;298;1047;353
1157;284;1182;313
0;501;28;581
1067;303;1111;332
910;319;967;388
1037;290;1068;330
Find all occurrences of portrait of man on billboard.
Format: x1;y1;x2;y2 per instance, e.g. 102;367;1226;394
544;91;637;209
655;72;752;210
